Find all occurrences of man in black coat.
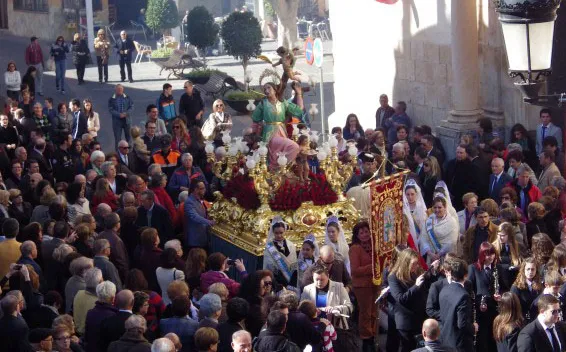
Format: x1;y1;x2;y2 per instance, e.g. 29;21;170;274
217;297;249;352
136;189;174;244
279;291;321;350
70;99;88;140
376;93;395;129
0;295;34;352
518;294;566;352
413;319;454;352
51;134;76;184
445;145;479;210
29;138;53;183
100;289;134;351
467;144;490;200
179;81;204;128
115;30;135;82
439;258;476;352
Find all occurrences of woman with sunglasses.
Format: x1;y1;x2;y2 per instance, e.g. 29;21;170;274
238;270;275;338
170;117;191;153
49;36;70;94
202;99;232;145
468;242;507;352
4;61;21;100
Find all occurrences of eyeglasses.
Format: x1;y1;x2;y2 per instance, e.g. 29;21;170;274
147;126;156;130
263;281;273;287
215;104;224;108
551;309;562;315
120;146;130;150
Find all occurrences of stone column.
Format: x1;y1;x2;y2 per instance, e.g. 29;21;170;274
437;0;483;160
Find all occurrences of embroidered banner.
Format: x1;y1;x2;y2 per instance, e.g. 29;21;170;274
370;172;406;285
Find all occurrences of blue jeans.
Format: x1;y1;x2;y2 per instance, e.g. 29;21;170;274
55;60;66;91
112;117;131;150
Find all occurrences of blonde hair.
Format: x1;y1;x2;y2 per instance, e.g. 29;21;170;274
0;190;10;205
212;99;225;113
73;33;80;41
493;222;521;267
389;248;422;285
130;126;141;139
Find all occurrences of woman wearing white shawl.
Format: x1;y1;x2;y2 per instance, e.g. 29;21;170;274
419;194;460;264
433;180;458;220
296;233;320;291
403;179;428;247
325;216;351;273
263;216;298;288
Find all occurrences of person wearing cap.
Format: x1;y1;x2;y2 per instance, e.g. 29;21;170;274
25;36;45;96
152;134;181;179
29;328;53;351
115;30;135;83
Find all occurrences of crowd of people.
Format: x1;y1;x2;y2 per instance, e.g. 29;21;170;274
3;28;566;352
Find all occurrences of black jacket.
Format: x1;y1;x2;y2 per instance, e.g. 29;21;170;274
107;330;151;352
427;277;449;322
70;111;88;140
100;311;133;351
510;285;540;322
135;204;174;244
388;272;431;332
376;105;395;129
21;304;58;329
29;148;53;181
445;159;478;210
217;321;243;352
517;319;566;352
71;39;90;65
179;90;204;125
0;314;33;352
253;331;302;352
52;147;76;184
286;311;322;349
439;282;475;352
496;326;520;352
115;38;135;61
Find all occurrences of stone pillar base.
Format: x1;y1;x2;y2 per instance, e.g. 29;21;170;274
436;121;478;161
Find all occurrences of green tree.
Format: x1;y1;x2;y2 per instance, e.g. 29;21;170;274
145;0;180;36
186;6;219;65
220;11;262;86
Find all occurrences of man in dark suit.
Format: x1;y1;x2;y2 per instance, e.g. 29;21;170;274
439;258;476;352
115;30;135;82
70;99;88;140
184;180;214;250
421;134;445;169
42;221;68;291
467;144;490;200
99;289;134;351
29;138;53;182
137;189;174;245
488;157;512;203
445;145;478;210
376;93;395;129
98;213;129;283
93;238;123;291
413;319;454;352
0;295;33;351
117;140;138;174
413;146;427;185
518;294;566;352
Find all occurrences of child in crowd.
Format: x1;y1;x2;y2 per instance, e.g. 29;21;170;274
299;300;337;352
130;126;151;165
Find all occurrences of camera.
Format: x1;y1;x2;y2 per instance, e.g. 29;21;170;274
226;259;235;266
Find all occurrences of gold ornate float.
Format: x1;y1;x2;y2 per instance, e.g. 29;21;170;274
206;134;361;255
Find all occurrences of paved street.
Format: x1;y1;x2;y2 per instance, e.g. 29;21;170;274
0;32;336;151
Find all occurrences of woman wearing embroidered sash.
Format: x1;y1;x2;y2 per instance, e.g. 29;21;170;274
263;217;298;289
294;234;319;292
419;195;459;264
324;216;351;274
251;82;304;167
403;180;427;251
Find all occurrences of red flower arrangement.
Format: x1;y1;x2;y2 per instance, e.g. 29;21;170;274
222;174;261;210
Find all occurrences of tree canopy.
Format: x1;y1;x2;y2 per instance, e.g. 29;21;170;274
145;0;180;32
186;6;219;53
220;11;262;67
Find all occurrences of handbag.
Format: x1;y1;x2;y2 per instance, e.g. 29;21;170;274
333;328;360;352
46;57;55;72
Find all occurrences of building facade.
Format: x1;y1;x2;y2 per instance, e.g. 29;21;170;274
328;0;566;159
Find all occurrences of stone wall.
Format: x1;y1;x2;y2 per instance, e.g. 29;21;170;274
8;0;68;41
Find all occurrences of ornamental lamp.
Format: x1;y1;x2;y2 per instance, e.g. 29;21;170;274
494;0;562;103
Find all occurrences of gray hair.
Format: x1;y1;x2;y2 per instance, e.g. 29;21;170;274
279;290;299;310
516;163;533;176
181;153;193;163
90;150;105;163
74;174;86;184
319;244;335;256
178;191;189;203
199;293;222;317
152;338;176;352
94;238;110;255
392;142;405;153
20;241;36;257
104;213;120;230
507;143;523;153
96;203;112;216
164;240;182;254
232;330;251;342
96;281;117;302
70;256;94;277
147;164;162;177
125;314;147;331
121;191;135;205
100;161;114;176
85;267;103;289
53;244;75;263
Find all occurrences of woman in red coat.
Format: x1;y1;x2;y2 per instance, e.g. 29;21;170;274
91;177;119;212
149;173;177;227
349;221;378;352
